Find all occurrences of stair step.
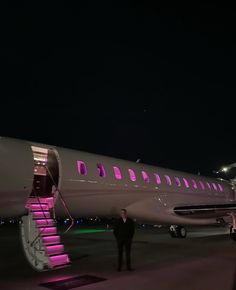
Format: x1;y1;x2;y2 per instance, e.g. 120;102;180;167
26;197;54;208
52;262;71;269
49;253;70;267
42;235;61;245
35;219;55;227
28;203;50;211
32;211;51;219
39;227;57;236
45;244;64;256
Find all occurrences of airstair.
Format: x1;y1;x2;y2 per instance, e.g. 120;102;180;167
20;196;71;271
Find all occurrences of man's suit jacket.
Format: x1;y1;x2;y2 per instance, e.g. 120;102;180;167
113;217;135;241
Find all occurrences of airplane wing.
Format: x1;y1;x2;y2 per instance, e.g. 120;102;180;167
174;203;236;218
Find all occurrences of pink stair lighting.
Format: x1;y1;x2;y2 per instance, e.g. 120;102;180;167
45;244;64;255
36;219;55;227
42;235;61;245
32;211;51;219
49;254;70;267
27;197;71;269
29;203;50;211
39;227;57;236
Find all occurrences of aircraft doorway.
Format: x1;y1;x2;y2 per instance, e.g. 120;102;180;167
30;146;59;197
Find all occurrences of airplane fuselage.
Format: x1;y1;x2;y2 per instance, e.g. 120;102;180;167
0;137;234;225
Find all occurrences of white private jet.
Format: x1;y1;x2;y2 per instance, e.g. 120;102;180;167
0;136;236;271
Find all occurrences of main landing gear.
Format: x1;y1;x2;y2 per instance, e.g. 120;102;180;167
230;213;236;241
169;225;187;238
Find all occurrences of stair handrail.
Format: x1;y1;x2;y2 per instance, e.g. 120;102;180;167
45;166;75;234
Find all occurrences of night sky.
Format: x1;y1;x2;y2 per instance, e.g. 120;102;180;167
1;2;236;177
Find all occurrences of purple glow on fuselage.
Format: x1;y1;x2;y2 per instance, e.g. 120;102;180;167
128;169;136;181
192;179;198;189
154;173;161;185
97;163;106;177
77;160;87;175
174;177;181;187
199;180;205;190
141;171;150;183
164;175;172;186
113;166;122;180
183;178;190;188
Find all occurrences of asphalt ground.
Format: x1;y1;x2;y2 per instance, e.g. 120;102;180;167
0;223;236;290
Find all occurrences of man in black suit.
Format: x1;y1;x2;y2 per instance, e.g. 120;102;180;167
113;209;135;271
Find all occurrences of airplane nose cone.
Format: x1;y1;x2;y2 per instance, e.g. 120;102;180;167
0;137;34;217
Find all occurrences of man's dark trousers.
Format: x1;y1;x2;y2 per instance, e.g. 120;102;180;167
117;239;132;270
113;217;135;270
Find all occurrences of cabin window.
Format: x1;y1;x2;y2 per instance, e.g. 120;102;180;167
199;180;205;190
128;168;136;181
154;173;161;185
218;184;223;192
77;160;88;175
113;166;122;180
212;183;218;191
164;175;172;186
206;182;211;190
97;163;106;177
192;179;198;189
141;171;150;183
183;178;190;188
175;177;181;187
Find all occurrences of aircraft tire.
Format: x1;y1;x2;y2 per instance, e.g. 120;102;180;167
230;226;236;241
176;226;187;238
